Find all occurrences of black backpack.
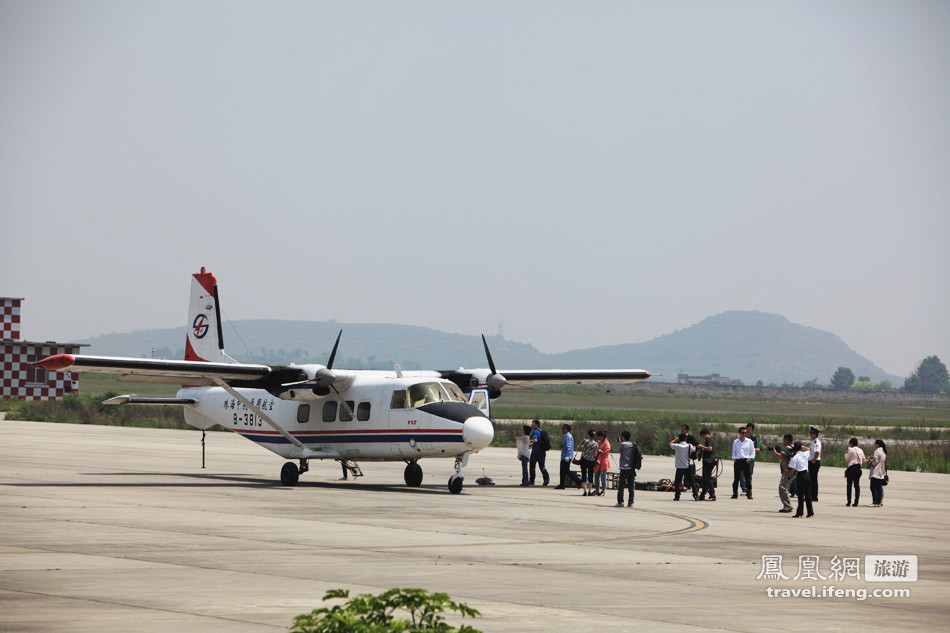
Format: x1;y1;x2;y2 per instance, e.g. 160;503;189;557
632;442;643;470
539;428;551;452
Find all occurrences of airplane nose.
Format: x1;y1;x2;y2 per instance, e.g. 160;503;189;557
463;416;494;451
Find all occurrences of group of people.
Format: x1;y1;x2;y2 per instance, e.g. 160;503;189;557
514;420;642;507
516;420;890;517
771;429;889;516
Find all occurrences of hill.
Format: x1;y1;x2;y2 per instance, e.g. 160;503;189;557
79;311;902;386
551;311;902;385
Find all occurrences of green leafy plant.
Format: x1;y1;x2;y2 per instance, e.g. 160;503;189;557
289;588;481;633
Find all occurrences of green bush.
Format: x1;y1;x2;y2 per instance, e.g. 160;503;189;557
289;588;481;633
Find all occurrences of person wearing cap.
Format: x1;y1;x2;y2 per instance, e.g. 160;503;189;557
731;426;755;499
788;441;814;517
808;426;822;501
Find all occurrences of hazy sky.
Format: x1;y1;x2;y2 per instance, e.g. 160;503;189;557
1;1;947;378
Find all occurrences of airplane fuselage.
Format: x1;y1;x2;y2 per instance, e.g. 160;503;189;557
180;372;494;462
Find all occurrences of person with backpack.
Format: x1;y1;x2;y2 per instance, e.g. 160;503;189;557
528;419;550;486
614;430;641;507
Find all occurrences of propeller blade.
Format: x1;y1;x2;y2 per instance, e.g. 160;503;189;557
481;334;496;374
481;334;507;390
327;330;342;370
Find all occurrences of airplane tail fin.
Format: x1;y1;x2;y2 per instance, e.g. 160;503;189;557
185;268;237;364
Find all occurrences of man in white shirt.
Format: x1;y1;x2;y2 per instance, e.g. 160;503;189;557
731;426;755;499
808;426;822;502
787;441;814;517
669;433;696;501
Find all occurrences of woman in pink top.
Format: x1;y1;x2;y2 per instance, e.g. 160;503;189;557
593;430;611;496
844;437;867;506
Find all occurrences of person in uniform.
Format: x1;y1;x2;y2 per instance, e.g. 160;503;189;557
808;426;822;501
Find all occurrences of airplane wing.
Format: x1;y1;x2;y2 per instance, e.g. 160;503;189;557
34;354;305;389
439;367;651;395
493;369;651;386
438;336;651;396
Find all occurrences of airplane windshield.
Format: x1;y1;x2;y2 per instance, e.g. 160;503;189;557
407;381;466;407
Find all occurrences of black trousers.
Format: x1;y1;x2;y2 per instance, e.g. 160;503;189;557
580;459;595;486
674;467;694;499
795;470;813;516
699;461;715;499
732;459;752;497
808;460;821;501
530;452;549;485
559;459;581;487
845;464;862;504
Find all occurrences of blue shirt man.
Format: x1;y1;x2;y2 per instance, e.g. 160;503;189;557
555;424;580;489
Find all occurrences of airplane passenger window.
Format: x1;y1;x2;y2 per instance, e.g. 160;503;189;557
390;390;407;409
296;404;310;423
357;402;371;421
339;401;355;422
322;401;337;422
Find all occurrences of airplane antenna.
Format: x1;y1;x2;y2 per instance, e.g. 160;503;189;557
220;305;258;363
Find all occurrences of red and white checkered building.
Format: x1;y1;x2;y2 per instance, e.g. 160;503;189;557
1;297;87;400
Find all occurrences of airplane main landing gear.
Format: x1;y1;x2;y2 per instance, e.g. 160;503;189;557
404;460;423;487
280;461;299;486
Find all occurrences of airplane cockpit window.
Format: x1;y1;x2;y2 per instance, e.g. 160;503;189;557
407;381;466;407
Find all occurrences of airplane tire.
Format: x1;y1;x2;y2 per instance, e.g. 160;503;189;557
448;474;463;495
280;461;299;486
404;462;423;487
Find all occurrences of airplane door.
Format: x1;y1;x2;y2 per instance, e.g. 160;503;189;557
468;388;491;417
388;389;426;457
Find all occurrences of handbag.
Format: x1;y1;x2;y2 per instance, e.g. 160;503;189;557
571;455;581;465
882;470;889;486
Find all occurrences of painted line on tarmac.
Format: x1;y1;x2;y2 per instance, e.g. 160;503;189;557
73;507;709;556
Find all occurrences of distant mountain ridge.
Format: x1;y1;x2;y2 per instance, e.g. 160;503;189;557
80;311;902;385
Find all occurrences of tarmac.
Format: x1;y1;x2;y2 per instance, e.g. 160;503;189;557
1;420;948;632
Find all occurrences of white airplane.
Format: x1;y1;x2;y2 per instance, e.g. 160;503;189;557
37;268;651;493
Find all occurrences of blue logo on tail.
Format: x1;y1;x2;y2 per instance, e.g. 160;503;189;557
192;314;209;339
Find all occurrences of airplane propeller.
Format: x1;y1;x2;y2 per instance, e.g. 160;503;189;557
280;330;342;396
481;334;507;392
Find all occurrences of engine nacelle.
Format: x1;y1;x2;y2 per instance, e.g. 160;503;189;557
277;386;330;401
